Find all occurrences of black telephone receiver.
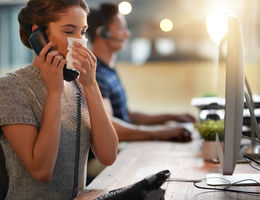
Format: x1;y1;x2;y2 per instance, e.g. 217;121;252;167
28;27;79;82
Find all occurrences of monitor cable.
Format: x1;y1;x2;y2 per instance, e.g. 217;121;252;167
166;176;260;195
243;155;260;172
242;135;260;144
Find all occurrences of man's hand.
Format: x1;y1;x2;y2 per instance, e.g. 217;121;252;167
149;123;192;142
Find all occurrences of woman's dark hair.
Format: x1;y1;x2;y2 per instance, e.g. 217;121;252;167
18;0;89;49
87;3;118;42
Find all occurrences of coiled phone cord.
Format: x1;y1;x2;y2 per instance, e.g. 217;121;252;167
72;80;82;199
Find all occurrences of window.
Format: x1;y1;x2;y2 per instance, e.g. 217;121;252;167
0;5;33;74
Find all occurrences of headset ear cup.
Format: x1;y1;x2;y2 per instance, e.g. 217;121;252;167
99;26;110;39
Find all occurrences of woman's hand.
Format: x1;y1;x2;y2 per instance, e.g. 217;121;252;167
72;41;97;87
35;42;66;95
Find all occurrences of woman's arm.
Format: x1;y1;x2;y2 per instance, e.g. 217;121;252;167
2;93;62;182
2;42;66;182
83;83;118;165
72;42;118;166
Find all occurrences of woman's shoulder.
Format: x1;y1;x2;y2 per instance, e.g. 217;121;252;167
1;64;39;82
0;65;35;93
0;70;27;113
0;70;20;88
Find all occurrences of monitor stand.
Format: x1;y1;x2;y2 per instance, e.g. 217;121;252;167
205;87;260;186
206;134;260;186
206;79;260;187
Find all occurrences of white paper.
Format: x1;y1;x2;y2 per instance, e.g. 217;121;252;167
66;37;88;70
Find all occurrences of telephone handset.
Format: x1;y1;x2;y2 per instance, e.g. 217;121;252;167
28;27;79;82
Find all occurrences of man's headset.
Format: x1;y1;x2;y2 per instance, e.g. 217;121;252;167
96;26;124;42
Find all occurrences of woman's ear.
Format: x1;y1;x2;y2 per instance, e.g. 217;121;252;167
32;24;39;32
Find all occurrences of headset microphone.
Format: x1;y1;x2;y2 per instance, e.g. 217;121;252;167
97;26;124;43
108;36;124;43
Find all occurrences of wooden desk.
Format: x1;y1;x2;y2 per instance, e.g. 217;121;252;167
79;135;260;200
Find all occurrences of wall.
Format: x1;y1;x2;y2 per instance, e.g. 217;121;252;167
116;61;260;117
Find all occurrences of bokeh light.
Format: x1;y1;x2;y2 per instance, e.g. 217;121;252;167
160;18;174;32
118;1;132;15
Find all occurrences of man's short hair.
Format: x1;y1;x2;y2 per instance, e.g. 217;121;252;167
87;3;118;42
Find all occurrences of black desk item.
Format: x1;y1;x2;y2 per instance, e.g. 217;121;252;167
95;170;170;200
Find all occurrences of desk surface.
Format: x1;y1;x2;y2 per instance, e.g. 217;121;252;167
79;134;260;200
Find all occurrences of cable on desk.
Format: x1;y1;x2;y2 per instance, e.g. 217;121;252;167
193;180;260;195
167;177;260;195
248;162;260;172
167;178;203;183
241;135;260;144
243;155;260;172
244;155;260;165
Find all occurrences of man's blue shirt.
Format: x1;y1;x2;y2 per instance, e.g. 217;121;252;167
96;58;130;122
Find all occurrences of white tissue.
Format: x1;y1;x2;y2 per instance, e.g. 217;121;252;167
66;37;88;70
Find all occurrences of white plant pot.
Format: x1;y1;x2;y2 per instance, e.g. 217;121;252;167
201;141;220;161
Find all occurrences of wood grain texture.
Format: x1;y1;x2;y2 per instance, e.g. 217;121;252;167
80;132;260;200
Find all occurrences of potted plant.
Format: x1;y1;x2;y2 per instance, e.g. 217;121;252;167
194;120;224;161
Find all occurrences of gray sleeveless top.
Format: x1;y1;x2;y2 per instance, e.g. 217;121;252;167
0;65;92;199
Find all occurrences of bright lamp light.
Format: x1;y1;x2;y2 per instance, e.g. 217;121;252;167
118;1;132;15
160;18;174;32
206;11;230;45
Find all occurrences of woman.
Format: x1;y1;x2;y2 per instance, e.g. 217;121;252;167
0;0;118;199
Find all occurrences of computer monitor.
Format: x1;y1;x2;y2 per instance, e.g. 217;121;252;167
206;15;260;186
221;15;245;175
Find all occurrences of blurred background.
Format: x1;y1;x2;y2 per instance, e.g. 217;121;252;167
0;0;260;116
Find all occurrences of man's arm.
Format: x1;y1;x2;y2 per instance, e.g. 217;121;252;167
112;117;191;142
102;98;196;126
128;110;197;125
103;98;191;142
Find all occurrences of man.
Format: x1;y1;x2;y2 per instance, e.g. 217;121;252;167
86;3;196;142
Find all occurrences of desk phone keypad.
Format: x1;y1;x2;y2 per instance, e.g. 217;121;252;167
95;185;132;200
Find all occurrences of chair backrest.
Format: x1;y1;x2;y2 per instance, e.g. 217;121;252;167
0;132;8;199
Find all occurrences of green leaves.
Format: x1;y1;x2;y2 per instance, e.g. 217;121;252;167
194;120;224;141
